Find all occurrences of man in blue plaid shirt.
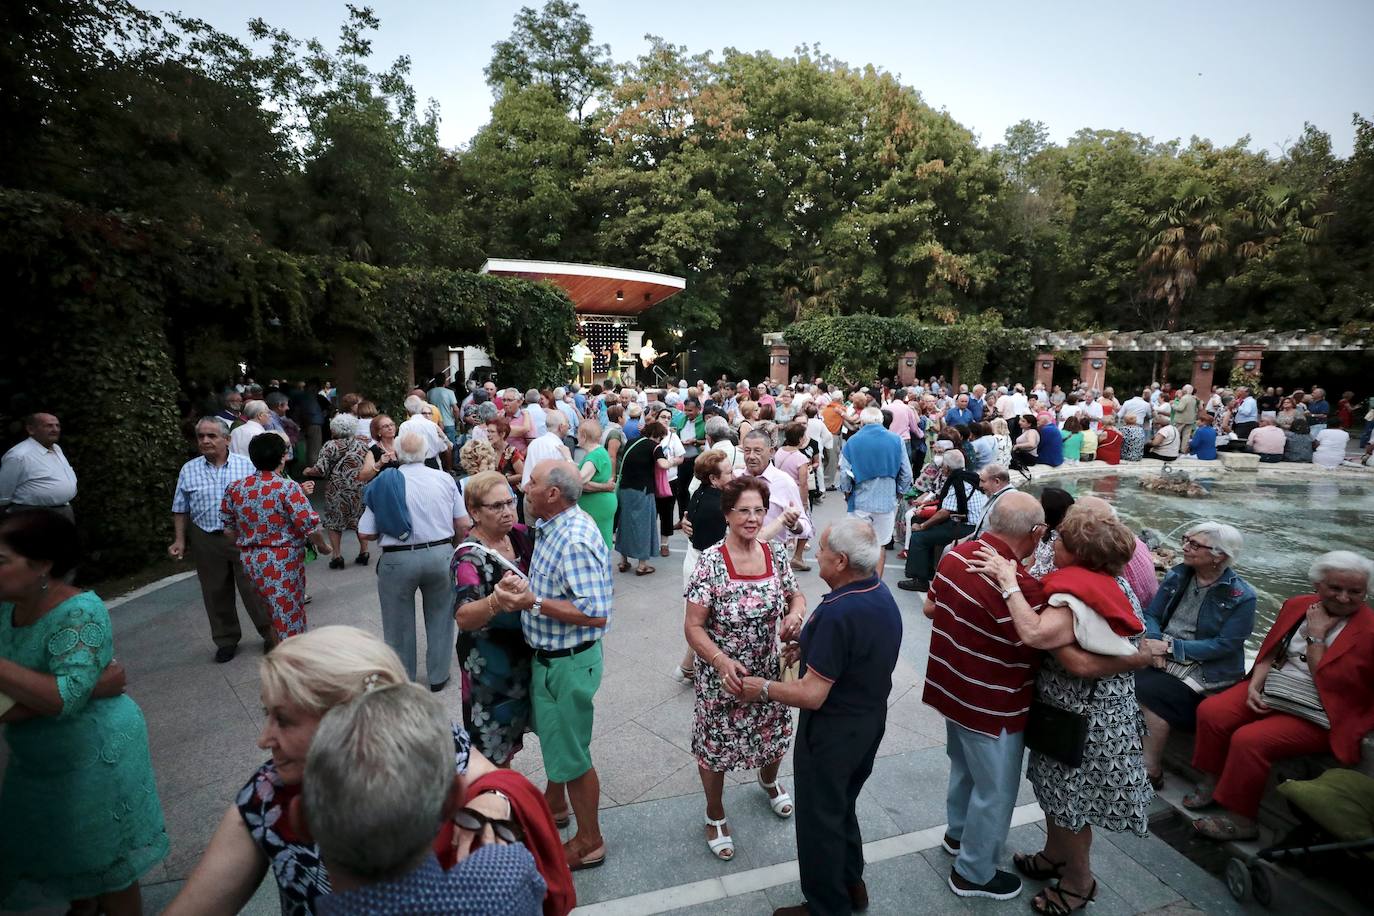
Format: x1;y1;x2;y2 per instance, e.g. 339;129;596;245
495;458;612;871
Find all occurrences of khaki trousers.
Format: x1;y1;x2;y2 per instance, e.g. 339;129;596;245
187;524;272;648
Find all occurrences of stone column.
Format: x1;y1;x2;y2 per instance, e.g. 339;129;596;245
1234;344;1265;382
768;344;790;385
1079;346;1109;392
1191;348;1219;395
1033;352;1055;391
898;351;919;387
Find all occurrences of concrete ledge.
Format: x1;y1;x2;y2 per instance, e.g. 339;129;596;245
1219;452;1260;472
1019;455;1373;486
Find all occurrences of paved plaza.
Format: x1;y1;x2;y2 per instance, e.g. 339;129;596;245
3;493;1274;915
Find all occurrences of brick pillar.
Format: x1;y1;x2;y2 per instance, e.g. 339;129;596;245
1033;352;1055;391
768;344;790;385
1234;345;1265;383
1079;346;1109;392
898;351;919;387
1191;349;1219;396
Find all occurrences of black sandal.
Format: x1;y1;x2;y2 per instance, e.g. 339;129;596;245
1032;879;1097;915
1013;851;1065;881
354;552;370;566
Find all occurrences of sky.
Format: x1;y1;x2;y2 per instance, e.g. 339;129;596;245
166;0;1373;157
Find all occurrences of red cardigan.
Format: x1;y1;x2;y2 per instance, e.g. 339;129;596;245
1252;595;1374;764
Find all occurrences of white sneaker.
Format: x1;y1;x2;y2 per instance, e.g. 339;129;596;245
671;664;695;684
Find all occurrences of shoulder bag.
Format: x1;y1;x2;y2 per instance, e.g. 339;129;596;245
1024;680;1099;768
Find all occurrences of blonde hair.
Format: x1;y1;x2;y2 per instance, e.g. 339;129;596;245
463;470;510;514
578;418;602;445
260;626;407;716
458;437;497;475
991;417;1010;436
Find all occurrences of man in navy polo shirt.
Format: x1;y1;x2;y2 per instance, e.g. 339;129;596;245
741;518;902;916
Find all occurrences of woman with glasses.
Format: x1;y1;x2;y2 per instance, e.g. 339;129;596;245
1136;523;1256;789
684;476;806;861
452;471;535;766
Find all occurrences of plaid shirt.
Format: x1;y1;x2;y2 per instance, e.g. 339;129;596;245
172;453;255;533
522;505;613;650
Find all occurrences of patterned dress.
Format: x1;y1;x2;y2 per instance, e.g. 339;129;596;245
309;438;368;531
1027;576;1154;835
451;527;536;765
1121;425;1147;462
686;541;797;771
238;724;471;916
221;471;321;641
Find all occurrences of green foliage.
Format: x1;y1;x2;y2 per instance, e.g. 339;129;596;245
485;1;612;120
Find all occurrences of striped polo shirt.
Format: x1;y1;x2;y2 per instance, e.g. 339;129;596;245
922;534;1046;738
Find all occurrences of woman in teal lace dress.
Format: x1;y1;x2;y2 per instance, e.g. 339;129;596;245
0;510;168;914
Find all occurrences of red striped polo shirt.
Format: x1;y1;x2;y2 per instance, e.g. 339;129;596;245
921;534;1046;737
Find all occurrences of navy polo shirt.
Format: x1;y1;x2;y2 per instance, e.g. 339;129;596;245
799;575;903;716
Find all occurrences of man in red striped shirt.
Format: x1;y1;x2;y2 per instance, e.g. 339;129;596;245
922;491;1048;900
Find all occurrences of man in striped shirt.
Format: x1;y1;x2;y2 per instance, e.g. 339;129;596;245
922;491;1048;900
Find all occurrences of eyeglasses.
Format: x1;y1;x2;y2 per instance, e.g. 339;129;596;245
479;499;516;512
1181;536;1216;552
730;507;768;518
453;807;524;844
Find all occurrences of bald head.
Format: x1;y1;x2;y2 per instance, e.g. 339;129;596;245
986;491;1045;560
1072;495;1118;521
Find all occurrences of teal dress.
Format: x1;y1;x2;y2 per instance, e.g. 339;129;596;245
0;592;168;908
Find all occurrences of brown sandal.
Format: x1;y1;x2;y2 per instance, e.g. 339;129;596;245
635;565;656;576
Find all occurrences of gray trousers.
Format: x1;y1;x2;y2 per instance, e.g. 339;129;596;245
824;442;841;488
376;545;455;686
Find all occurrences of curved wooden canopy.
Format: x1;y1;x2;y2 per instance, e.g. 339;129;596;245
479;258;685;317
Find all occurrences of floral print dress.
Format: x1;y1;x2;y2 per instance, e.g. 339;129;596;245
221;471;321;641
309;438;368;531
452;526;536;765
686;541;796;771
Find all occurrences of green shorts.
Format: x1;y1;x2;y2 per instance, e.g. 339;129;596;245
531;641;603;782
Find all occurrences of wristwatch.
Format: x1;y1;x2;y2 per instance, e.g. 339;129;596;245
530;597;543;618
1000;585;1020;600
1303;634;1321;646
759;680;771;702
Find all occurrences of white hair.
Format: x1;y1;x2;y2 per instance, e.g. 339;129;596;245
542;461;583;502
197;416;230;436
553;387;567;399
403;395;425;416
942;448;965;470
329;413;358;439
243;399;271;422
627;403;643;418
304;684;452;879
1308;550;1374;591
545;408;568;434
1184;521;1243;563
859;406;885;425
825;518;880;574
395;432;427;464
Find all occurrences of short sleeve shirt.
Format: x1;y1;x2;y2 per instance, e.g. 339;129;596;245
800;577;902;716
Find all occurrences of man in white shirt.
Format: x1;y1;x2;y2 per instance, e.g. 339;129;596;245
0;413;78;522
1120;389;1154;427
399;394;451;470
358;432;465;689
524;410;572;491
736;429;813;557
229;400;273;456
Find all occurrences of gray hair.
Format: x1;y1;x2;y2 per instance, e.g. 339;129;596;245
329;413;358;439
303;684;452;880
524;389;540;404
476;402;498;422
1184;521;1243;563
395;432;427;464
266;392;289;410
542;461;583;502
742;429;773;450
545;408;568;434
859;406;884;425
942;448;965;470
1308;550;1374;591
981;463;1011;486
627;403;643;418
824;518;880;574
243;399;271;422
403;395;425;416
196;416;230;437
987;494;1046;537
705;416;734;444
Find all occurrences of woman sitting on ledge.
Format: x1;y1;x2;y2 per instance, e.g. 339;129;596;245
1184;550;1374;841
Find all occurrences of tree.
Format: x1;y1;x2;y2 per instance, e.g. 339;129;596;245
485;1;612;120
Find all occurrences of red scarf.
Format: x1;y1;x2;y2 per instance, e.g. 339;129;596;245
1041;566;1144;638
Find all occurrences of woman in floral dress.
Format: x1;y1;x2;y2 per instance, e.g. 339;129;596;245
304;414;370;568
685;476;806;861
452;471;535;766
221;433;330;642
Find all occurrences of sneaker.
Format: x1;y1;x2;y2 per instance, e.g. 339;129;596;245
671;665;695;684
948;867;1022;900
214;645;237;664
941;834;961;855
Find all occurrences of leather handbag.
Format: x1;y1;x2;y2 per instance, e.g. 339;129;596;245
1024;681;1099;768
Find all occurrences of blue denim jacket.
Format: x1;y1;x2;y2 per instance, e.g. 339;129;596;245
1143;564;1257;687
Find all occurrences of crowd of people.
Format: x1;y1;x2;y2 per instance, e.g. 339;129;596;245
1;367;1372;915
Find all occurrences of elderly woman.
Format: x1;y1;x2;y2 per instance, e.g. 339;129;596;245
452;471;536;768
1186;551;1374;842
1060;416;1084;463
1011;414;1040;472
704;415;741;470
166;626;499;915
354;400;378;447
970;508;1153;915
1282;417;1313;463
773;421;815;571
1095;415;1123;465
305;413;370;569
576;419;616;548
484;415;525;497
991;417;1014;468
1119;413;1147;462
0;511;168;915
1137;523;1256;788
685;476;805;861
601;404;627;473
736;400;760;439
1275;396;1300;430
222;433;331;641
615;420;668;576
357;413;398;484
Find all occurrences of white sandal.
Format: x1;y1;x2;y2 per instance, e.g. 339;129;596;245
759;775;793;818
705;815;735;860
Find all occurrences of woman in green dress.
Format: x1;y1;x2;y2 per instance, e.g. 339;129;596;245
576;418;617;547
0;510;168;914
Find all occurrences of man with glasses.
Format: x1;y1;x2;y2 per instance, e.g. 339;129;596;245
736;429;813;551
169;417;274;662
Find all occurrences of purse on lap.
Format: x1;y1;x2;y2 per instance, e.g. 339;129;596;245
1024;680;1099;768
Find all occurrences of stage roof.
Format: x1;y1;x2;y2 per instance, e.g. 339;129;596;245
479;258;685;317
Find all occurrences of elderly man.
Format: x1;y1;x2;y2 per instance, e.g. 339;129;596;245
1173;384;1200;445
494;460;613;871
966;464;1017;540
522;410;572;524
229;400;272;456
170;417;272;662
738;429;814;547
743;519;901;916
898;449;985;593
554;387;581;447
1245;415;1287;462
358;432;464;689
839;407;912;571
399;394;451;471
0;413;78;522
215;390;244;425
302;683;545;916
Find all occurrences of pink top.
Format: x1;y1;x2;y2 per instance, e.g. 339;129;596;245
772;447;811;486
1124;537;1159;608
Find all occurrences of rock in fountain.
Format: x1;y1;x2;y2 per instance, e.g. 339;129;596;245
1138;466;1211;498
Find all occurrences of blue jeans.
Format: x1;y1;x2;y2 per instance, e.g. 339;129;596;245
376;544;455;686
945;721;1025;885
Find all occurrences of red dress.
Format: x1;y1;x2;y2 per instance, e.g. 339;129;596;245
220;471;321;640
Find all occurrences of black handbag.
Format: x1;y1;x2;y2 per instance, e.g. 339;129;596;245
1024;681;1099;768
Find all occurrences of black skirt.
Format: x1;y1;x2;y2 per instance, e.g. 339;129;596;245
1134;667;1205;731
